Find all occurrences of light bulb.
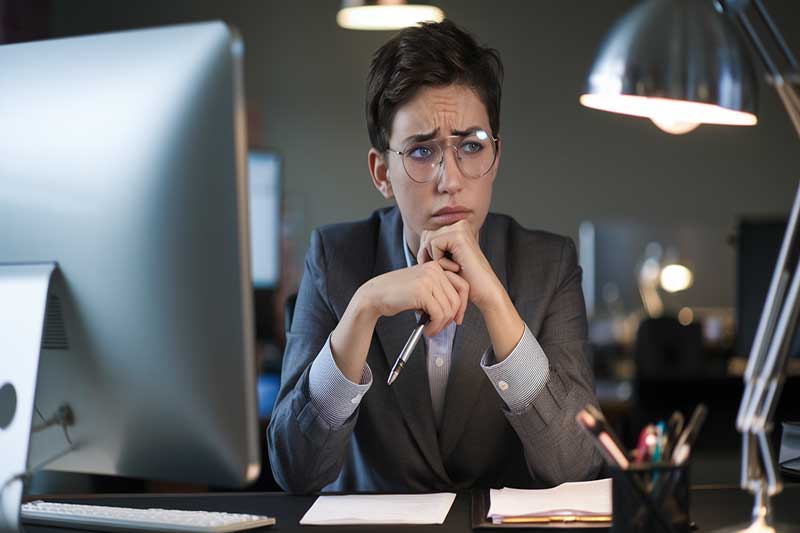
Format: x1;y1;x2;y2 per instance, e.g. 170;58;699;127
337;4;445;30
660;264;693;293
651;117;701;135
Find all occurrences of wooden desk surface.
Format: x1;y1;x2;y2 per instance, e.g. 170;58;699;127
21;485;800;532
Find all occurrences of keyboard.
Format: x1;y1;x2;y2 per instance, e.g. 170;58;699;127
21;500;276;532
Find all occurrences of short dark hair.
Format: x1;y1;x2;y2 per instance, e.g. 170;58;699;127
365;19;504;152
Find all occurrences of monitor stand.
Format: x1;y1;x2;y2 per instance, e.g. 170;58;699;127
0;263;58;533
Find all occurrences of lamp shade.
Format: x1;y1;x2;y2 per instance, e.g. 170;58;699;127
580;0;758;127
337;0;444;31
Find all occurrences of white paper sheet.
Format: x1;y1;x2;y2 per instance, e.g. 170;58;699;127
488;478;612;522
299;493;457;525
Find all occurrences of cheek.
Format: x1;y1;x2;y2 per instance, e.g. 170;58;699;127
394;184;434;224
473;174;495;205
395;184;428;210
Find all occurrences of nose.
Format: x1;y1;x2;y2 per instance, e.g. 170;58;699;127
435;145;465;194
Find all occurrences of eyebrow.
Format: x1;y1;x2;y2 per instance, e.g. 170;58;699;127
402;129;438;145
401;126;487;145
451;126;484;137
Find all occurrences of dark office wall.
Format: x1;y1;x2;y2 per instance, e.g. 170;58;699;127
44;0;800;305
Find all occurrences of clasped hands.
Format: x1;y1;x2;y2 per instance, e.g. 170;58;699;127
359;220;506;337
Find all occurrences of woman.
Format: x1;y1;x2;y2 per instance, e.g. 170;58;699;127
268;19;603;494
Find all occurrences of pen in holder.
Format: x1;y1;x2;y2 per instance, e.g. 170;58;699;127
610;462;690;533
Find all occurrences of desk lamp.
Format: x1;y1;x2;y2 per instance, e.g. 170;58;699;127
638;242;694;318
580;1;799;531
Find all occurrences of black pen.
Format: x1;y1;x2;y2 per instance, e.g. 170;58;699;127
661;411;685;462
387;313;429;385
576;407;630;469
671;404;707;465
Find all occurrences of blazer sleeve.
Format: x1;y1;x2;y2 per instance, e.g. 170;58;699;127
267;229;360;494
502;237;605;485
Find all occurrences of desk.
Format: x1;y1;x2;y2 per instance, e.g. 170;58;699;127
22;486;800;532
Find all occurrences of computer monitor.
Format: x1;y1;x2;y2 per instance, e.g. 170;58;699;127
736;218;800;359
248;151;281;290
248;150;282;343
0;20;260;510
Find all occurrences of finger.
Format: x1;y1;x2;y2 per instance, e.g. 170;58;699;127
420;248;432;264
428;235;454;264
422;298;444;336
438;271;461;326
445;271;469;324
432;280;457;332
446;272;469;325
417;231;431;264
421;282;446;336
437;256;460;272
417;242;432;264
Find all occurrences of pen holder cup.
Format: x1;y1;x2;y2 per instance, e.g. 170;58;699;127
610;463;690;533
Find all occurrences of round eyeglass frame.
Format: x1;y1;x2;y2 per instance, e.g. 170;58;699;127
386;133;500;183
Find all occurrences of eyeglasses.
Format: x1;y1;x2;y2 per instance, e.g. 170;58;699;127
387;129;499;183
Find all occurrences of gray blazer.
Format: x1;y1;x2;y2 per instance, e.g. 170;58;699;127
268;206;604;493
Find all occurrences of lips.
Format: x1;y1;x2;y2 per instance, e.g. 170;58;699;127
433;206;471;216
431;206;471;224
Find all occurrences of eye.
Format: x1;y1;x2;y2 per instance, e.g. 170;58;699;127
460;140;484;154
407;144;435;161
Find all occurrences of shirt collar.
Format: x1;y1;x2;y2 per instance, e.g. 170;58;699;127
402;225;417;268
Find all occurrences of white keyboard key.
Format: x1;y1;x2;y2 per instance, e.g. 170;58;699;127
21;500;275;532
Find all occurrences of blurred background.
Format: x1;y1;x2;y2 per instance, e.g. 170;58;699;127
4;0;800;490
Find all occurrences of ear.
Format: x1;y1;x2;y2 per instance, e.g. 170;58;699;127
369;148;394;200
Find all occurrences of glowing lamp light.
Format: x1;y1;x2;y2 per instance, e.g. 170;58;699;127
660;264;694;293
579;94;756;130
337;1;444;31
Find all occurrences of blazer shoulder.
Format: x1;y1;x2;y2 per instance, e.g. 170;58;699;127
487;213;578;300
309;208;394;306
488;212;574;259
315;209;384;257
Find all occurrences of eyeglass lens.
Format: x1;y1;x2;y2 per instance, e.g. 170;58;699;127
402;130;496;182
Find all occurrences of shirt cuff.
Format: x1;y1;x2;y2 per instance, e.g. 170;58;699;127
480;324;550;413
308;334;373;428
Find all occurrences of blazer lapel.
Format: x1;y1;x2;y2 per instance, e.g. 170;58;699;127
372;208;451;485
439;216;510;460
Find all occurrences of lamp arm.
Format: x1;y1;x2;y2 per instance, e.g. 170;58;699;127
723;0;799;80
747;254;800;494
723;1;800;138
736;185;800;434
720;0;800;499
752;0;799;75
736;183;800;495
773;81;800;142
722;0;800;430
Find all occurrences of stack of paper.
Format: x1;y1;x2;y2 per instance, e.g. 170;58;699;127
488;478;612;524
300;493;456;525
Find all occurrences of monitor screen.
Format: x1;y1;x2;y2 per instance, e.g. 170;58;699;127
736;218;800;359
248;151;281;289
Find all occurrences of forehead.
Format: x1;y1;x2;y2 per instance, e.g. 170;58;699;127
390;84;490;139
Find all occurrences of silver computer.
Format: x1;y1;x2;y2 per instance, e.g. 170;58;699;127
0;21;260;528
